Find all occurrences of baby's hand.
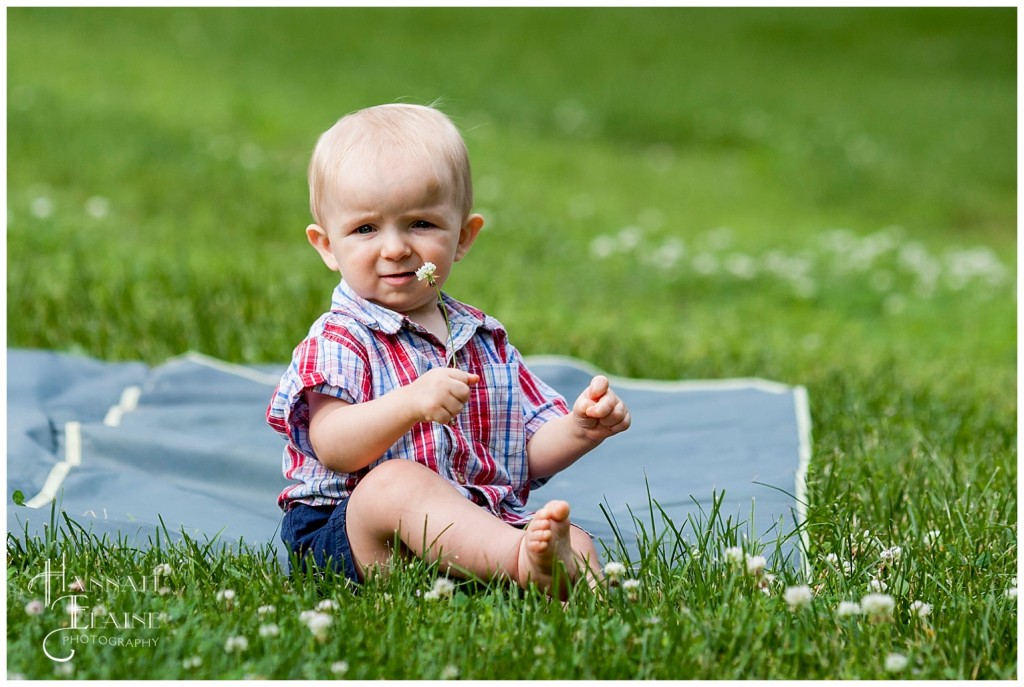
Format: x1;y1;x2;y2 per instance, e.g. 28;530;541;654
408;368;480;425
572;375;631;439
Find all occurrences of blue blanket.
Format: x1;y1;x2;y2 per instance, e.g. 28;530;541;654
6;349;811;570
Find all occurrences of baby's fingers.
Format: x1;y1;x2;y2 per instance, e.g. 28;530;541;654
602;406;631;432
584;390;620;418
587;375;610;401
589;396;630;433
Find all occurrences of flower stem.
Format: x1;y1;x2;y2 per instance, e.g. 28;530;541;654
435;285;455;367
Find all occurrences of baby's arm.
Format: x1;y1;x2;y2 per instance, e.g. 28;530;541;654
307;368;480;474
526;375;631;480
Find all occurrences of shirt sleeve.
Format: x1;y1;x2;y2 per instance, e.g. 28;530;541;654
266;320;373;454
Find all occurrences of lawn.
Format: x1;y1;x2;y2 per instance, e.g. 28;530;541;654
6;7;1017;679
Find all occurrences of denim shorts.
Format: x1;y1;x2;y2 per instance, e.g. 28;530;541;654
281;500;361;584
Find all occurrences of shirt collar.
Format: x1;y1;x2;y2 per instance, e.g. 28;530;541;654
330;278;504;337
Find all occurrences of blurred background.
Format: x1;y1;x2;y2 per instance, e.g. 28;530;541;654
6;7;1015;397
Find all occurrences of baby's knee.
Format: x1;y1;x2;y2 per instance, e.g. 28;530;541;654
352;459;436;501
570;526;601;563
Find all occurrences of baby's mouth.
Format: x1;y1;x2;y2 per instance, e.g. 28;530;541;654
381;272;416;284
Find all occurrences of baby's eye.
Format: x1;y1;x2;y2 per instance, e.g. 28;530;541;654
411;220;434;229
355;225;375;235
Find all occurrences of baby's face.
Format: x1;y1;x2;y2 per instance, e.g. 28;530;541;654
311;153;477;323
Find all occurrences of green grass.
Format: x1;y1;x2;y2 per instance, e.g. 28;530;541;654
6;7;1016;680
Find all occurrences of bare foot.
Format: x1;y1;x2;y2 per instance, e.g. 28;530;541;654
518;500;576;598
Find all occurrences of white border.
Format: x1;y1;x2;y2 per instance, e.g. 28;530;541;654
24;421;82;509
792;385;814;580
525;354;797;395
174;350;283;386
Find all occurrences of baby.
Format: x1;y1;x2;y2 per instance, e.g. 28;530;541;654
267;103;631;597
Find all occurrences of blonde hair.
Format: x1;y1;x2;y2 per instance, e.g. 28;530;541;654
308;103;474;226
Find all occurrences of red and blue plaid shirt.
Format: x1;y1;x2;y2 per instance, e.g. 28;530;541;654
267;279;569;525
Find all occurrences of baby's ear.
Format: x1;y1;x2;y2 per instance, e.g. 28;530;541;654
455;214;485;262
306;224;340;271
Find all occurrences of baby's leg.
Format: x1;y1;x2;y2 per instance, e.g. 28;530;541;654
345;460;593;595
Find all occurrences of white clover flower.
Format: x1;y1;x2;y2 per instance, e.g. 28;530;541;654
224;635;248;653
85;195;111;219
157;586;171;596
423;590;441;601
603;561;627;578
24;599;44;616
1005;586;1017;599
616;225;644;251
440;665;460;680
590;235;618;259
301;610;333;639
415;262;437;285
758;572;776;596
647;238;685;270
909;600;932;618
431;577;456;599
258;623;280;638
622;578;641;591
183;656;203;669
692;252;719;276
645;615;662;626
724;253;758;280
66;599;86;618
880;546;902;563
884;652;909;672
860;593;895;620
316;599;339;612
825;553;839;567
868;577;888;593
30;196;54;220
923;529;941;547
153;563;173;578
216;588;236;603
331;661;349;676
722;546;744;565
68;579;85;592
836;601;862;617
783;585;813;611
257;604;276;616
745;554;767;577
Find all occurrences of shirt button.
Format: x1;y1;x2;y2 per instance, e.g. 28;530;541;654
456;474;466;484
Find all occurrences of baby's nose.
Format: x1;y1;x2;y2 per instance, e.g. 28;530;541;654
379;231;412;259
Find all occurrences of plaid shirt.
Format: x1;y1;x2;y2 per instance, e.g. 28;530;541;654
267;279;569;525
